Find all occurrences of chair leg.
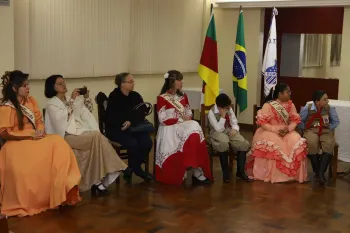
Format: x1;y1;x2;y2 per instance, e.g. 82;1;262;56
332;146;338;181
144;156;149;174
328;159;333;179
185;168;193;188
228;152;235;178
210;153;214;179
0;214;9;233
115;176;120;185
153;138;157;176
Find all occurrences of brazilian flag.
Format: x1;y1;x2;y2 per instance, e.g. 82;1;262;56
232;9;247;113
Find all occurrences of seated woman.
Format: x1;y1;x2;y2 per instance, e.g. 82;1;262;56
44;75;127;196
299;90;339;185
105;73;154;183
0;70;81;217
156;70;212;185
247;83;308;183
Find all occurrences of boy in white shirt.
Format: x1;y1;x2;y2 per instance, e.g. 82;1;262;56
208;93;252;183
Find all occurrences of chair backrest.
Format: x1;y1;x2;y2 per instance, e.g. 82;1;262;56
253;104;262;134
200;104;214;134
153;104;159;133
95;92;108;134
0;137;4;149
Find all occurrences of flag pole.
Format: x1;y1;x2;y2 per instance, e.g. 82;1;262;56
234;5;242;117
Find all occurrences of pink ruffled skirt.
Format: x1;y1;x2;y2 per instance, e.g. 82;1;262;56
246;128;308;183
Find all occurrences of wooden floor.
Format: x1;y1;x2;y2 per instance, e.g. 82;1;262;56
8;131;350;233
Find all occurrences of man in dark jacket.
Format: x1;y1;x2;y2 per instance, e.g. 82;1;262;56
105;72;153;183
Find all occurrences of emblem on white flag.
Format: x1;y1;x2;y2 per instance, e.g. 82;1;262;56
262;7;278;97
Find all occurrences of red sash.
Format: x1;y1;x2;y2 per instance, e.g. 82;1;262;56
306;108;323;136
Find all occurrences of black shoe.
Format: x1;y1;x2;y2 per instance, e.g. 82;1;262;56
319;152;332;186
307;154;320;181
192;176;211;185
91;183;109;196
123;168;133;184
236;151;253;182
141;172;155;183
218;152;230;182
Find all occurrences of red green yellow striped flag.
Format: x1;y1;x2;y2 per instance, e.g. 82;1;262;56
198;11;219;107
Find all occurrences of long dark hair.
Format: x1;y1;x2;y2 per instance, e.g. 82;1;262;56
264;83;289;103
45;74;63;98
160;70;184;96
1;70;29;130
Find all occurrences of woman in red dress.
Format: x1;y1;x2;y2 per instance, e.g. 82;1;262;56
155;70;212;186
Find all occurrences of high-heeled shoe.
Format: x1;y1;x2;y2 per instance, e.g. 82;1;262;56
91;183;109;196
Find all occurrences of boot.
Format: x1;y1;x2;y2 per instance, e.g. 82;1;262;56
218;152;230;182
236;151;253;182
307;154;320;180
319;152;332;186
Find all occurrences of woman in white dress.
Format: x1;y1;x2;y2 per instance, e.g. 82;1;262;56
44;75;128;196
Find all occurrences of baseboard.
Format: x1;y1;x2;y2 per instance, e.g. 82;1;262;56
238;123;253;132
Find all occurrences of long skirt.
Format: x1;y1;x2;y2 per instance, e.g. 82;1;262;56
65;131;127;191
247;128;308;183
0;135;81;217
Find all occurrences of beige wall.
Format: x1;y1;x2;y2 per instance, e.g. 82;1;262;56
26;7;264;125
0;4;14;75
5;3;350;124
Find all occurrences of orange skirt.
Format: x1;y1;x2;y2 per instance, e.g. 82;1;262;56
0;135;81;217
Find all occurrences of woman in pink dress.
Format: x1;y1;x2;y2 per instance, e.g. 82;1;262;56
247;83;308;183
155;70;212;186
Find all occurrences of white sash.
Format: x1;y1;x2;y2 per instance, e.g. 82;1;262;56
3;101;36;129
269;100;289;125
161;93;186;118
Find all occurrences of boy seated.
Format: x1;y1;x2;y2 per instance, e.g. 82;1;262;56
208;93;252;182
299;90;339;185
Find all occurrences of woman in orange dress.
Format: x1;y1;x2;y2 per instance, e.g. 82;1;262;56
247;83;308;183
0;70;81;217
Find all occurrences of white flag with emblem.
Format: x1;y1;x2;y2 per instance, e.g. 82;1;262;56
262;8;278;97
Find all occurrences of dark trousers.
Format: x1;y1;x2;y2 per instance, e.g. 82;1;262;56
109;131;152;176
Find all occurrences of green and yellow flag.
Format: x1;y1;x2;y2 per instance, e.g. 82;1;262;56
198;10;219;107
232;9;247;112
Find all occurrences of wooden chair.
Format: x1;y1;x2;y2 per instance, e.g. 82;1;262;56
0;214;9;233
253;104;338;181
200;104;237;180
153;104;159;176
0;138;4;150
253;104;262;134
95;92;150;181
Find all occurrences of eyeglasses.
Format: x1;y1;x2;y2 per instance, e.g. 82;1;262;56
55;82;66;86
123;80;135;84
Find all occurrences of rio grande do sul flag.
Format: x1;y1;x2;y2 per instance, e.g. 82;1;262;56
262;7;278;97
198;10;219;107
